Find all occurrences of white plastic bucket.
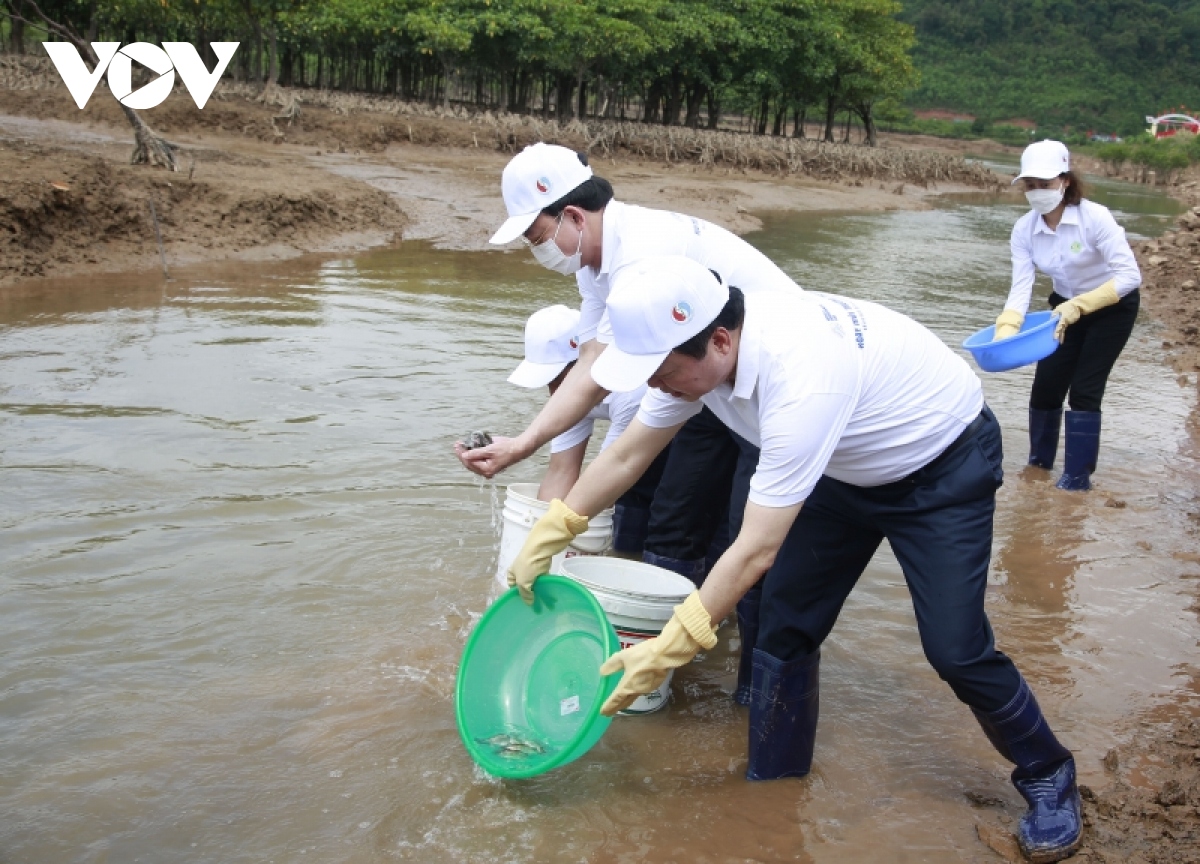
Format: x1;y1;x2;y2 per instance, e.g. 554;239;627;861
558;557;695;715
495;483;613;590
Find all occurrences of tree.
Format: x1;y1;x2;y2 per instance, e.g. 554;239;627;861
9;0;180;169
403;0;477;110
833;0;917;145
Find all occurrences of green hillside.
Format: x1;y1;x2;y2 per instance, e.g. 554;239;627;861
898;0;1200;135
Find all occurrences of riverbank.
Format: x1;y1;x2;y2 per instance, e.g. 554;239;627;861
1136;201;1200;380
1;67;1000;286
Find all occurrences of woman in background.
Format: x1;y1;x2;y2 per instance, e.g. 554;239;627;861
994;139;1142;491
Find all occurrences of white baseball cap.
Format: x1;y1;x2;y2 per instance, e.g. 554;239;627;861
508;305;582;388
592;257;729;393
489;143;594;245
1012;139;1070;184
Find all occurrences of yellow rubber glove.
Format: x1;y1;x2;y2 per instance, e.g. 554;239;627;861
598;591;718;716
994;309;1025;341
506;499;588;604
1054;280;1119;341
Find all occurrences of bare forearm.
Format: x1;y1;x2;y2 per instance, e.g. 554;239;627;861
538;445;585;502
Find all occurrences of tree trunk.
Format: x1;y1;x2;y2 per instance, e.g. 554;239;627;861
642;80;662;124
518;70;532;113
792;106;806;138
441;56;453;110
596;79;610;118
856;103;877;146
576;72;586;119
13;14;179;171
707;88;720;130
251;19;263;84
10;1;26;54
663;70;683;126
122;104;178;171
555;74;575;122
280;40;293;87
684;82;703;128
772;99;786;136
266;21;279;88
756;94;769;135
823;91;837;142
256;19;282;102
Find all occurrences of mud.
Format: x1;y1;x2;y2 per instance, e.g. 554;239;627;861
2;63;990;284
1136;198;1200;379
0;113;408;284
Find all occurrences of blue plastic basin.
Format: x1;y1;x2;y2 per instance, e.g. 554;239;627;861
962;310;1059;373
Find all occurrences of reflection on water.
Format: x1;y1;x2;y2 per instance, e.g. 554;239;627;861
1;178;1198;862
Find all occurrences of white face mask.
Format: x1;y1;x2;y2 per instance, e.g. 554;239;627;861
1025;186;1065;215
529;215;584;275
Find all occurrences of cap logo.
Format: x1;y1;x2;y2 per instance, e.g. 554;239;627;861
536;176;551;194
569;337;578;349
672;302;692;324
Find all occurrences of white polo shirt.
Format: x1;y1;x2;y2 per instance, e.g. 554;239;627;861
636;292;984;507
575;200;802;344
550;384;647;454
1004;199;1142;314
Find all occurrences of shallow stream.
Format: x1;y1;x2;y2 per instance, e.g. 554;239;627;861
2;173;1198;862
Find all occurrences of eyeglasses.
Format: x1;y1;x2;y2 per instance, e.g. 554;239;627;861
521;214;563;249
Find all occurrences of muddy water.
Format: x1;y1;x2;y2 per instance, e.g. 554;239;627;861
2;180;1198;863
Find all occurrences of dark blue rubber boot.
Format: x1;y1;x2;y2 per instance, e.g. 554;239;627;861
641;550;706;588
1056;410;1101;491
612;504;651;556
745;649;819;780
732;585;762;706
1028;407;1062;469
972;678;1081;863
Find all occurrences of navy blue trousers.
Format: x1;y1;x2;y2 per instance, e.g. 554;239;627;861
757;406;1022;713
611;444;672;554
644;405;742;561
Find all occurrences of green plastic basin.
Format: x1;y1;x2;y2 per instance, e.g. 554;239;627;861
455;575;620;779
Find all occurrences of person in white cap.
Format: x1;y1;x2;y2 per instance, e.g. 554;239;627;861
507;256;1083;864
992;139;1142;491
507;304;665;553
458;142;803;702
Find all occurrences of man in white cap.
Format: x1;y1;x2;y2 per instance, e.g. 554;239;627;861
507;304;665;553
506;256;1083;864
458;142;802;701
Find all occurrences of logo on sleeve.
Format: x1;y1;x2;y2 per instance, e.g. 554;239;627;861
671;302;692;323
